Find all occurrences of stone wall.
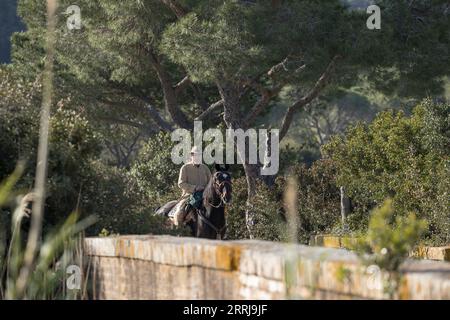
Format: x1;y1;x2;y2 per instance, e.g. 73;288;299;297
84;235;450;300
310;235;450;262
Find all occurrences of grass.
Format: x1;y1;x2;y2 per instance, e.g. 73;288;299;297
0;0;95;300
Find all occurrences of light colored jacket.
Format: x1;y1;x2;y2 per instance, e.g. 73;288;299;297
178;163;211;197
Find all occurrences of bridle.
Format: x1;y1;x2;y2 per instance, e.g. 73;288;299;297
197;171;232;239
205;172;232;209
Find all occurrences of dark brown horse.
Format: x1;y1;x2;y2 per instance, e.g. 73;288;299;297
154;164;232;239
188;164;232;239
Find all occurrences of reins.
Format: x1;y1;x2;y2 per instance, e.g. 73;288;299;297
196;209;227;240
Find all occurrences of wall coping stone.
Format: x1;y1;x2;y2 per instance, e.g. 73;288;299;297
85;235;450;299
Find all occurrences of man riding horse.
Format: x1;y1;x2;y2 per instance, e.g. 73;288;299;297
157;146;232;239
173;146;211;226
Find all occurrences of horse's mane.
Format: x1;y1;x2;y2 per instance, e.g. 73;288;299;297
202;173;216;203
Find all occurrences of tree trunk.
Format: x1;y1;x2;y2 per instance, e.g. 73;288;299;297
216;81;259;238
340;186;350;232
147;50;192;129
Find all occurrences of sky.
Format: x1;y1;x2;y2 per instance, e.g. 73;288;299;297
0;0;25;63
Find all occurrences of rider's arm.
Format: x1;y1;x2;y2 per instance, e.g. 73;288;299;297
178;165;197;194
195;165;211;192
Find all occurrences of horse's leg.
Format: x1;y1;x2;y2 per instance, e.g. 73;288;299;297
220;225;227;240
185;210;197;237
197;208;215;239
196;216;213;239
187;219;196;237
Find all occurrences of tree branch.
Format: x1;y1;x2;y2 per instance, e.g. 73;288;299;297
191;84;210;111
144;103;174;131
174;75;191;95
267;57;289;78
243;57;306;126
101;98;174;132
195;99;224;121
96;116;159;135
278;55;342;141
267;55;306;79
146;48;192;129
243;92;274;125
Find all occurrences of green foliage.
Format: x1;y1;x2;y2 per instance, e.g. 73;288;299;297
160;3;264;83
2;0;449;249
323;99;450;244
279;144;320;172
78;161;144;235
0;66;171;236
48;125;175;236
226;177;285;241
0;66;40;180
0;170;94;299
160;0;449;97
129;132;179;203
354;199;427;272
50;105;101;160
161;0;354;85
369;0;450;97
277;160;342;243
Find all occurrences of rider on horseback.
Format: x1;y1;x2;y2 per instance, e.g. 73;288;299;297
173;146;211;226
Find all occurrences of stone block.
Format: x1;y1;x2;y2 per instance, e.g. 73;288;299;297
85;235;450;300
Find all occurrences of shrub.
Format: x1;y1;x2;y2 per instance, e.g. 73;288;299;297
354;199;427;272
0;66;40;181
226;177;285;241
0;169;94;299
0;86;170;236
279;144;320;173
229;160;346;243
323;99;450;245
276;159;342;243
78;161;143;235
129;132;179;203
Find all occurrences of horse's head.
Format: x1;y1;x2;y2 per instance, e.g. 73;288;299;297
213;164;232;205
196;164;232;240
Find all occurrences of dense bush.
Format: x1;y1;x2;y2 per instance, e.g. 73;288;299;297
0;68;172;236
323;99;450;245
226;160;344;243
354;199;427;272
279;144;320;173
44;105;101;227
277;159;342;243
0;66;40;180
226;177;285;241
129;132;179;203
77;161;145;235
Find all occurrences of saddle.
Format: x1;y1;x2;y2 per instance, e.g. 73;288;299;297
156;191;203;227
186;191;203;211
179;191;204;225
